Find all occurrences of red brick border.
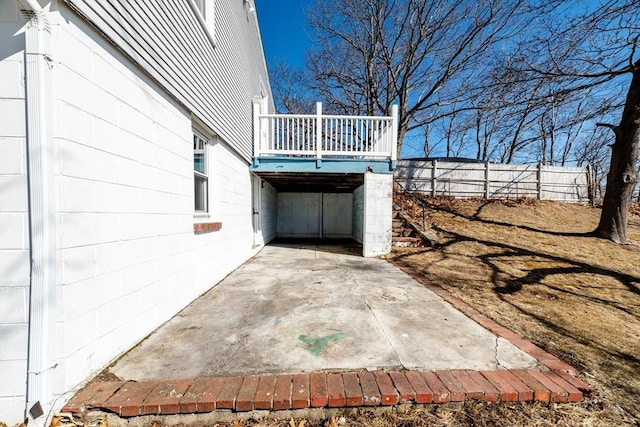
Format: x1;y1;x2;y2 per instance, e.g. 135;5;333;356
193;222;222;234
62;367;593;417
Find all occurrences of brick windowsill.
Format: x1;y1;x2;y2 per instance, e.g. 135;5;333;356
193;222;222;234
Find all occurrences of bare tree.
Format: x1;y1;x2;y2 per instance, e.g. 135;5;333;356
531;88;620;166
269;62;317;114
273;1;638;240
304;0;533;156
597;71;640;243
575;129;613;201
502;0;639;243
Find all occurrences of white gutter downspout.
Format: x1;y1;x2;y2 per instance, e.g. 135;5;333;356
17;0;57;424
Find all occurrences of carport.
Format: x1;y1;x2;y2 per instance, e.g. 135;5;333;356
265;172;360;239
252;164;394;257
250;102;397;257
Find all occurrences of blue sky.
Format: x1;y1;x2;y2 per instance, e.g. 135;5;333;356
255;0;312;69
253;0;424;158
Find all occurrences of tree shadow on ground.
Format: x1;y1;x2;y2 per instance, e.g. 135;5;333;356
389;203;640;421
421;198;596;237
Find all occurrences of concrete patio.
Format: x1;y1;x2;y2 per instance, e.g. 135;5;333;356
62;242;592;422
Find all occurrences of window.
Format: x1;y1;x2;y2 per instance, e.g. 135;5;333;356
194;131;208;213
190;0;216;46
193;0;206;18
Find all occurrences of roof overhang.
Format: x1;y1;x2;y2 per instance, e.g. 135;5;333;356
255;172;364;192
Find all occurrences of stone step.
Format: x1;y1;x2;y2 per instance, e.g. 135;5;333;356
392;236;423;247
393;228;414;237
393;236;422;242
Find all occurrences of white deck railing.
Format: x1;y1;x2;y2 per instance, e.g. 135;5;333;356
253;102;398;161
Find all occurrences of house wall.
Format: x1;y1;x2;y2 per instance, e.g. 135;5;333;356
0;0;272;423
277;193;322;238
51;0;262;398
0;2;30;420
322;193;352;238
62;0;272;161
260;180;277;244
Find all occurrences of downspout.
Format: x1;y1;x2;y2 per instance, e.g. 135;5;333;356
17;0;57;424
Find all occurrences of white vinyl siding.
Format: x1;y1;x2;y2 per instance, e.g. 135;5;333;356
63;0;272;161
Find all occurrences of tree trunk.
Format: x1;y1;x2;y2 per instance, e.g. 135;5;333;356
594;65;640;243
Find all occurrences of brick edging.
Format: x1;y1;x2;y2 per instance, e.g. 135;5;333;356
62;368;593;417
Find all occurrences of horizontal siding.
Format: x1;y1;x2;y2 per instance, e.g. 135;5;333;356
64;0;271;161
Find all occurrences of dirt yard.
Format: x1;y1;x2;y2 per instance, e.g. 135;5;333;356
384;195;640;426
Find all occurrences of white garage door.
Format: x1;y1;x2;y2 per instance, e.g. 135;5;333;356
277;192;353;238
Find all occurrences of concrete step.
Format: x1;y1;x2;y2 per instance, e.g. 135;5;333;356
392;236;423;247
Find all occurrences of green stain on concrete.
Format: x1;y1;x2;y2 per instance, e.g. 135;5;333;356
298;332;346;356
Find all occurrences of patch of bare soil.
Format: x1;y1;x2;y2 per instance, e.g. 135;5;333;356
385;195;640;426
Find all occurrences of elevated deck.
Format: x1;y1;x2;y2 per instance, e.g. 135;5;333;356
249;102;398;256
251;102;398;176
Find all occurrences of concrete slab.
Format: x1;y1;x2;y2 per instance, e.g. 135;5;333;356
110;243;539;381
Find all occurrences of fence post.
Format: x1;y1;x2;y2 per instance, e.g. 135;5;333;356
537;163;543;200
316;102;323;166
484;161;490;199
586;164;595;205
431;159;438;197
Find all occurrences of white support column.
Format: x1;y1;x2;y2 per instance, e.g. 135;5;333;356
391;104;398;161
362;172;393;257
315;102;322;165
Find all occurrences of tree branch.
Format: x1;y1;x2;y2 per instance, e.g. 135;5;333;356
596;122;620;138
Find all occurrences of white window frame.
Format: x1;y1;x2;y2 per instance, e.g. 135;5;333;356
189;0;217;47
194;129;209;214
193;0;206;18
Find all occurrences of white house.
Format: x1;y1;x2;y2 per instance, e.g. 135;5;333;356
0;0;395;425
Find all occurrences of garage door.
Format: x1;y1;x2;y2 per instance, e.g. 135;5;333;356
277;192;353;238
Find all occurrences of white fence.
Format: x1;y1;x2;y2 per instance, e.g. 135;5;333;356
395;159;591;202
253;102;398;160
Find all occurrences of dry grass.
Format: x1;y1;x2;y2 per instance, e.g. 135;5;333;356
385;195;640;426
145;400;634;427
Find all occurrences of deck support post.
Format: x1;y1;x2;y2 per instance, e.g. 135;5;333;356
315;102;323;166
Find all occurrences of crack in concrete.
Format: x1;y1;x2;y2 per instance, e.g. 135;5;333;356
360;281;404;368
494;336;505;370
